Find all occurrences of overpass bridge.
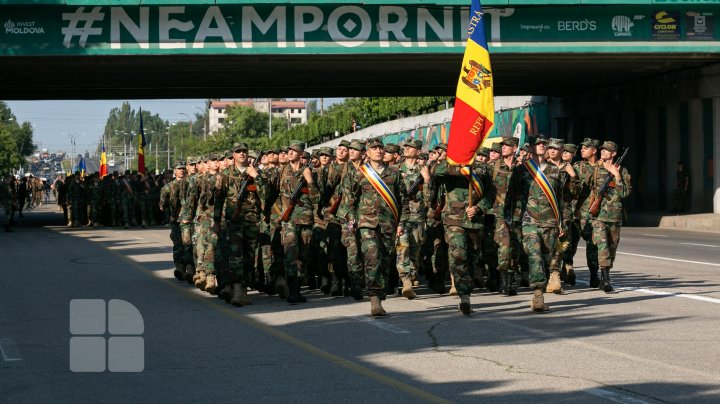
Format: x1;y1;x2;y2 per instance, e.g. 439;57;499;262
0;0;718;98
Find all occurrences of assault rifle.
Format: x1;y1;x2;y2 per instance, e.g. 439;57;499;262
280;161;312;223
588;147;629;217
231;151;264;222
406;160;437;198
325;188;342;216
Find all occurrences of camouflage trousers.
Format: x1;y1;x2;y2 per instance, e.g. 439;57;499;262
326;222;348;279
121;196;135;226
311;225;330;278
396;220;424;279
522;223;559;290
259;221;284;279
480;217;498;273
225;220;260;285
68;199;83;225
281;222;313;278
87;201;101;224
421;221;448;280
194;211;217;275
592;220;621;269
169;222;184;265
340;219;362;276
359;223;396;299
549;220;574;273
444;225;481;296
580;217;599;271
512;222;528;273
494;219;513;272
562;219;582;268
180;222;195;267
108;199;119;225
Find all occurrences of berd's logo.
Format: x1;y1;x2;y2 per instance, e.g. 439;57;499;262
461;60;492;93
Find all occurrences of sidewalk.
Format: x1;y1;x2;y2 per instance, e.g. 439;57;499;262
627;211;720;233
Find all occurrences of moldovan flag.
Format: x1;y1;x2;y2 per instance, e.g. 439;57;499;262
137;109;147;174
78;157;86;177
447;0;494;166
99;145;108;178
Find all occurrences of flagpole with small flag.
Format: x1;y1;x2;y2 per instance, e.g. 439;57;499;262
138;108;147;175
447;0;494;166
99;144;108;178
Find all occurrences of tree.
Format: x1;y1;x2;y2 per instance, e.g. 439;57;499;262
0;102;35;175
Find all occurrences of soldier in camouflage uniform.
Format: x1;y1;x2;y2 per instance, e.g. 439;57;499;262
193;154;221;293
103;172;119;226
310;147;336;295
395;139;431;299
334;140;366;300
1;174;17;232
85;173;104;228
215;143;266;306
432;154;486;315
348;137;405;316
573;138;601;287
322;140;351;296
507;137;569;312
560;143;581;285
119;170;136;228
179;158;199;283
161;161;188;281
66;174;83;227
591;141;632;293
422;145;449;295
258;142;318;304
478;143;500;292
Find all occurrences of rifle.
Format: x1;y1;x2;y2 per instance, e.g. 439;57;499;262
231;151;264;222
280;161;312;223
406;159;437;198
588;147;629;216
326;188;343;216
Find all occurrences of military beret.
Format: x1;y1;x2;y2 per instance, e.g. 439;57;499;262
403;139;423;149
338;140;352;149
434;143;447;152
384;143;400;153
548;138;564;149
349;140;366;151
477;147;489;157
600;140;618;152
367;138;385;148
318;147;333;157
490;142;502;153
175;161;186;169
581;137;600;148
563;143;578;154
233;142;249;152
288;141;305;153
500;137;519;147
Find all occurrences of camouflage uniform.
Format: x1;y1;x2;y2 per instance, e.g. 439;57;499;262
488;157;517;294
164;175;187;270
66;176;83;227
421;159;449;293
104;174;120;226
85;177;104;226
195;171;219;280
335;160;364;295
433;161;485;297
257;165;285;289
1;178;17;230
396;160;430;283
573;151;601;282
322;159;350;295
119;174;136;227
178;168;198;280
310;162;332;291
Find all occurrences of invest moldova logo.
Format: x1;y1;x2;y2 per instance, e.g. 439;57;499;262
4;19;45;34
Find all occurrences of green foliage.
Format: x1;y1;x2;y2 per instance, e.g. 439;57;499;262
0;102;35;175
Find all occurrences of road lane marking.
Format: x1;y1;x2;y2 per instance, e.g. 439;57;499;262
681;242;718;248
348;316;411;334
586;388;650;404
98;237;449;404
575;279;720;305
640;234;669;238
0;338;23;362
577;246;720;267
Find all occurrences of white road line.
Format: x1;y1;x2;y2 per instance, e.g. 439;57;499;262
577;246;720;267
348;316;410;334
0;338;23;362
681;242;718;248
640;234;669;238
575;279;720;305
586;388;650;404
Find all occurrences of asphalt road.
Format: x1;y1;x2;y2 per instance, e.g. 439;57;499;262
1;207;719;403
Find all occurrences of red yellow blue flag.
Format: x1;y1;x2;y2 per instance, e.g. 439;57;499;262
459;166;484;198
138;109;147;174
524;158;560;227
447;0;494;166
99;145;108;178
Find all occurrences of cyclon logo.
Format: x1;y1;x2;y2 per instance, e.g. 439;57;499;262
611;16;633;37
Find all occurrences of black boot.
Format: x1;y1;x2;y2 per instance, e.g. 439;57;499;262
500;271;517;296
286;276;307;304
330;273;342;296
600;268;614;293
264;274;277;296
350;274;364;301
589;267;600;288
320;276;331;295
486;268;500;293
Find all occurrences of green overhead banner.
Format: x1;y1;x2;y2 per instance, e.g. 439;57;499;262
0;4;717;55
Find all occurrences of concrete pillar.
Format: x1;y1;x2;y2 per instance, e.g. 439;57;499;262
645;106;660;210
688;99;704;213
666;103;681;208
714;97;720;213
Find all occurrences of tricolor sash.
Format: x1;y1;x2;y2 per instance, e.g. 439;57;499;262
460;166;484;198
524;158;560;226
359;163;400;224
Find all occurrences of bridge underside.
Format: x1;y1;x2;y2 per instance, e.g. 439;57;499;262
2;53;719;99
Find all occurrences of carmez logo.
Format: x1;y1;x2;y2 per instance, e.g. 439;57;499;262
611;16;634;37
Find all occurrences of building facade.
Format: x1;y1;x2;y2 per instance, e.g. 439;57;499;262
208;99;308;134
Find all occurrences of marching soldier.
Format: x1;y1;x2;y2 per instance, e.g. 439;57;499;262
561;143;581;284
591;141;631;293
179;158;199;283
119;170;136;228
422;146;449;294
573;138;601;287
86;173;104;228
491;137;519;296
257;149;289;298
1;174;17;232
310;147;334;294
161;161;188;281
322;140;351;296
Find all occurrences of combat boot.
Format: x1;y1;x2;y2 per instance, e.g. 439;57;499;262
589;267;599;288
330;274;343;297
240;286;252;305
600;268;614;293
565;263;576;286
545;271;563;294
370;296;386;317
500;271;517;296
458;295;473;315
219;284;233;303
350;274;364;301
286;276;307;304
530;289;549;312
519;270;530;287
194;270;206;289
229;283;244;307
275;277;289;299
204;274;217;294
449;276;458;296
184;264;196;284
401;277;416;299
173;263;186;281
486;268;500;293
320;276;331;295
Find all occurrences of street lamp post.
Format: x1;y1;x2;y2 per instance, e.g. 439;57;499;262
65;132;83;173
193;106;207;141
179;113;192;160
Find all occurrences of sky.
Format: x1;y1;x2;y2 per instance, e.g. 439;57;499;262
5;98;341;155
